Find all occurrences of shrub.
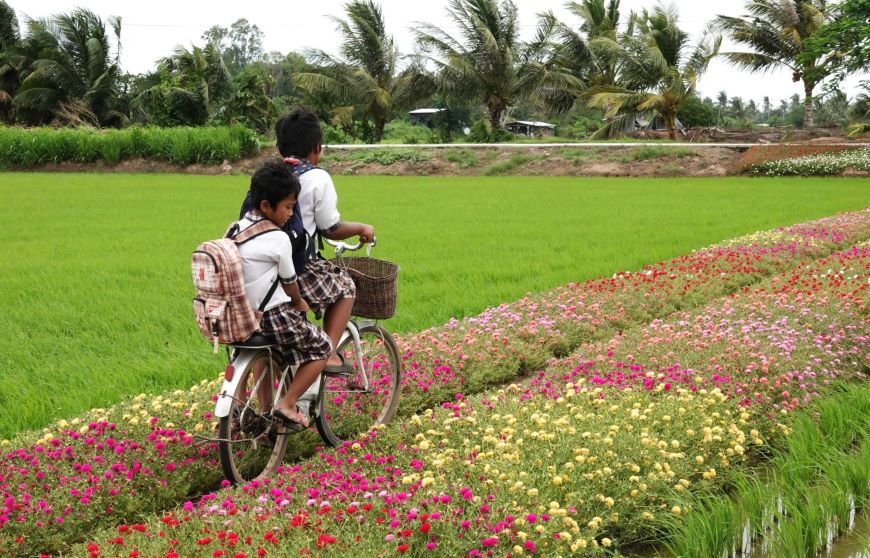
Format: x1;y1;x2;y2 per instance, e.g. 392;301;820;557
322;123;357;145
352;149;431;166
381;119;436;144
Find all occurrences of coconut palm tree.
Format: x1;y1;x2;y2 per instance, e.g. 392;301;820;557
584;4;721;139
0;0;22;122
534;0;623;89
416;0;583;133
715;0;834;128
294;0;428;143
14;8;124;126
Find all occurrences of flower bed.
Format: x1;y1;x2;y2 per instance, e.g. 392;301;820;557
3;210;870;556
730;144;853;174
747;147;870;176
71;242;870;557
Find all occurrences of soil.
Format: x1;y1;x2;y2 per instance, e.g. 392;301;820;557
19;127;868;178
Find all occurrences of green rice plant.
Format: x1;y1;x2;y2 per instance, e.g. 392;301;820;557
658;494;745;558
0;125;260;168
483;154;533;175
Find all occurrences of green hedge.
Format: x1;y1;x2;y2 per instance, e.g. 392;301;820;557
0;125;261;168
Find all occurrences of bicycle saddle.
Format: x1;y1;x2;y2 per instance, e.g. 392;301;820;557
231;333;278;348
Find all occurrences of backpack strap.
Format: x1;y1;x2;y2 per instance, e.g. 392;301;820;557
228;218;281;245
258;278;281;312
283;157;326;259
227;219;284;311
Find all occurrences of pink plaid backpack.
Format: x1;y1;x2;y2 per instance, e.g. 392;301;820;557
192;220;281;352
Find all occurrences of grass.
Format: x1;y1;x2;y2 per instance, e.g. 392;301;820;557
483;154;534;175
2;174;870;438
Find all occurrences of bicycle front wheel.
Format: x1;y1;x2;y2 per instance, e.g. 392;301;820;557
316;324;401;447
218;350;290;484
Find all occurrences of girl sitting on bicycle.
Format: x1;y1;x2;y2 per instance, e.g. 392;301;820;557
236;161;332;428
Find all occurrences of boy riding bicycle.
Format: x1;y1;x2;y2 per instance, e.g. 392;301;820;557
241;108;374;374
236;161;331;429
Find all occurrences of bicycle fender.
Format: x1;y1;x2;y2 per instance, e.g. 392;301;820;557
214;350;259;418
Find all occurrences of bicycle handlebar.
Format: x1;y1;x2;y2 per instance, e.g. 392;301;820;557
324;236;377;256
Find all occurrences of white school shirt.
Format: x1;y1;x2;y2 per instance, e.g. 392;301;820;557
297;168;343;236
236;217;296;312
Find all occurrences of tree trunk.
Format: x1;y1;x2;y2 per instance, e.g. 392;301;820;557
488;96;503;137
666;111;677;141
373;115;385;144
803;82;814;128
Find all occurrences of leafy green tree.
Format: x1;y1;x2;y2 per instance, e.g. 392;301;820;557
295;0;428;143
416;0;582;134
804;0;870;82
716;0;835;128
677;94;717;127
14;8;124;126
201;19;264;75
133;43;232;126
585;5;721;139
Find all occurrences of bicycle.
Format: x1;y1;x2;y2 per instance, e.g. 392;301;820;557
212;238;401;484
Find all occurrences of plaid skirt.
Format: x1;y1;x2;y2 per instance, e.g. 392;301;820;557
299;258;356;316
260;302;332;365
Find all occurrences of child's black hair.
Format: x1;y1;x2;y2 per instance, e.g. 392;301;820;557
250;160;300;209
275;107;324;158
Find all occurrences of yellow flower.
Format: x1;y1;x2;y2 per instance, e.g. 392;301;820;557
672;506;682;515
601;538;612;547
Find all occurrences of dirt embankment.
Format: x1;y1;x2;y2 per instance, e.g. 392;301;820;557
21;127;866;178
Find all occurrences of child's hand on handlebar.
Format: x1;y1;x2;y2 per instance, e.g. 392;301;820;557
359;224;375;244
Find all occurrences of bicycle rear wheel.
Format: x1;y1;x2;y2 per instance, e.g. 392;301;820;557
218;349;290;484
316;324;401;447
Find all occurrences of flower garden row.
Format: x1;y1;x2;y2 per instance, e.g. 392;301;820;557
73;232;870;556
748;147;870;176
3;209;870;556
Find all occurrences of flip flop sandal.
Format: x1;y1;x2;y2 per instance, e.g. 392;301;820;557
323;353;354;375
272;406;309;431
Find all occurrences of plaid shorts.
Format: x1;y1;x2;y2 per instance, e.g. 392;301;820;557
260;302;332;365
299;258;356;316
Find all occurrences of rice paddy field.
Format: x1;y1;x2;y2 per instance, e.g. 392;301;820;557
3;171;870;557
1;173;870;438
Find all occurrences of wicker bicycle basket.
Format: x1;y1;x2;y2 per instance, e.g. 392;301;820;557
335;256;400;319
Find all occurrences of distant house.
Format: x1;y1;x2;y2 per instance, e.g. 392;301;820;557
505;120;557;137
409;108;446;127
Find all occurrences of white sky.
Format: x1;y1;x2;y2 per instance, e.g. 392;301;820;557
12;0;867;106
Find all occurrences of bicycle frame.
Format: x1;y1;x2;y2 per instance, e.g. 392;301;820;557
214;318;377;419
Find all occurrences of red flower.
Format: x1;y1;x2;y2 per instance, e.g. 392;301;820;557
197;537;213;545
420;523;431;534
316;535;336;548
397;544;409;553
